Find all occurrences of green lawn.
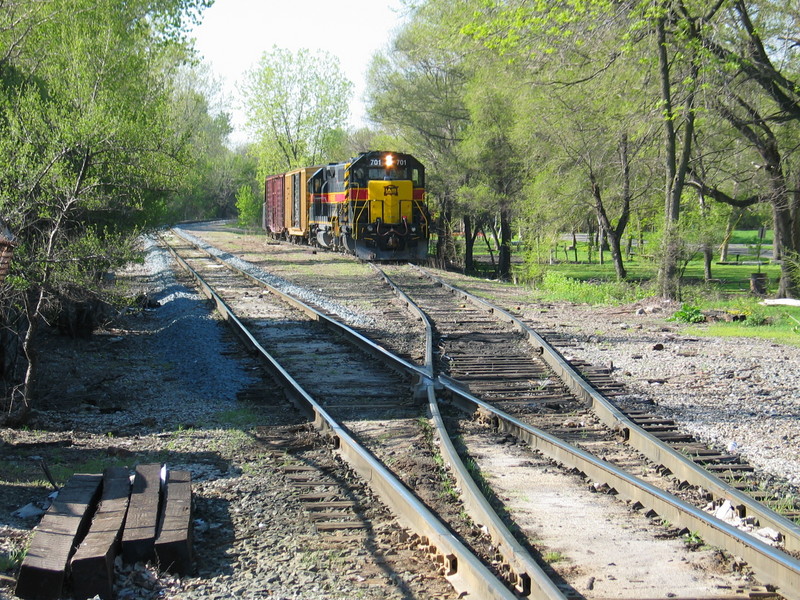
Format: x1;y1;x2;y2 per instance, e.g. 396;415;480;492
446;232;798;347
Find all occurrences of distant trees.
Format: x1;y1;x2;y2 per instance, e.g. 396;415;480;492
242;46;353;176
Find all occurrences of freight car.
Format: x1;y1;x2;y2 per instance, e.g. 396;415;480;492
264;151;429;261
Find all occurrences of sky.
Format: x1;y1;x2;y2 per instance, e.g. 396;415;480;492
189;0;408;146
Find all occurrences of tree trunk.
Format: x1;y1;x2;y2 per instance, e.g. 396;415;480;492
703;244;713;280
572;230;578;262
655;14;698;299
435;191;456;267
498;205;512;280
463;214;475;273
479;225;495;267
719;209;742;262
598;223;605;265
589;168;628;281
775;194;799;297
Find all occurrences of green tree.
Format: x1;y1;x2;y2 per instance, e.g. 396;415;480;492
0;0;212;421
458;64;526;280
242;46;352;175
367;0;472;266
680;0;800;297
235;183;261;228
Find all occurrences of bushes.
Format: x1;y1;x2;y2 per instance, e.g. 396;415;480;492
538;271;655;305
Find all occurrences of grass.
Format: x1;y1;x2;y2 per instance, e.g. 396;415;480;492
0;544;27;573
543;550;564;563
683;298;800;348
449;231;799;347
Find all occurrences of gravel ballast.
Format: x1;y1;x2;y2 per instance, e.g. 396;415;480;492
2;225;799;600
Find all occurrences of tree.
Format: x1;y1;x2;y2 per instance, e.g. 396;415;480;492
242;46;352;175
235;183;261;228
458;64;527;280
682;0;800;297
366;0;472;266
0;0;212;422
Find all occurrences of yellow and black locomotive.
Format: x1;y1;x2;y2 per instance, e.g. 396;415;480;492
264;151;429;260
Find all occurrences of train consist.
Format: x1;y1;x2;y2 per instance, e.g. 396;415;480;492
264;151;429;261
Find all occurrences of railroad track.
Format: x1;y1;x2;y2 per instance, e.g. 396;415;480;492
166;227;797;598
371;262;800;598
162;230;532;599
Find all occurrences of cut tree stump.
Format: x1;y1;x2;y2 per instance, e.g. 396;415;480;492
121;463;162;564
70;466;132;600
155;469;193;574
15;474;103;600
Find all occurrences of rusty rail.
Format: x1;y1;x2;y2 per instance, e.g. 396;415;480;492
162;232;520;600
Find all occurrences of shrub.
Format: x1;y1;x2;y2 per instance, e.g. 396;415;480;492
669;304;706;324
539;271;654;305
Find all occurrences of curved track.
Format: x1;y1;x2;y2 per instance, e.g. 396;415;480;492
162;231;524;599
373;262;800;599
163;226;800;598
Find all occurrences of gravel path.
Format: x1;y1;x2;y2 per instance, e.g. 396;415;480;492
572;323;800;487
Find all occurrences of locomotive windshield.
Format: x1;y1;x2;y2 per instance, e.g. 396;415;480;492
350;165;423;187
367;167;421;183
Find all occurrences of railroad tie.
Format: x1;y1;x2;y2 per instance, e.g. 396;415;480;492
155;469;193;575
121;463;163;564
283;464;368;533
15;474;103;600
70;467;131;600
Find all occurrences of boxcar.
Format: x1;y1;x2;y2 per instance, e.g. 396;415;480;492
264;174;285;236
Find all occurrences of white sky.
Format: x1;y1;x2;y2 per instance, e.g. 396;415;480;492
190;0;408;146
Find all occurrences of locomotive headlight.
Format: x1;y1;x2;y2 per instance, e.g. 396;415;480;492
411;226;417;233
367;225;374;232
385;154;394;167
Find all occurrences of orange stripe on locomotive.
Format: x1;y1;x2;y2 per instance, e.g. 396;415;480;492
262;151;429;260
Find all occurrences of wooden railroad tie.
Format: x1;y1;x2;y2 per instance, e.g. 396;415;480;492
15;463;193;600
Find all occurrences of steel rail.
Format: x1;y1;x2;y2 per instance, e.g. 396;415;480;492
173;229;568;598
372;264;568;599
160;234;520;600
405;264;800;599
168;228;432;384
168;232;800;597
409;265;800;551
439;377;800;600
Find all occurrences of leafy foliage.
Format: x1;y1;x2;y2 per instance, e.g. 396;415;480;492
539;271;654;305
0;0;216;419
235;184;261;228
242;46;352;175
668;304;706;324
